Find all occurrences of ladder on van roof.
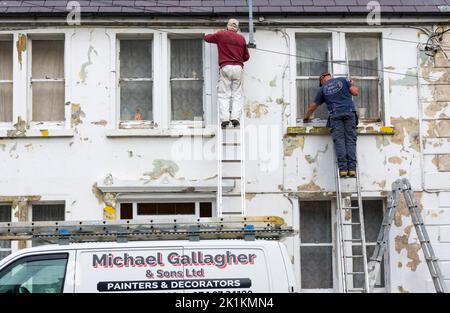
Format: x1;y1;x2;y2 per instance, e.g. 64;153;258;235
0;216;293;245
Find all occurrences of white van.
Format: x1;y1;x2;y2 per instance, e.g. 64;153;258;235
0;240;297;293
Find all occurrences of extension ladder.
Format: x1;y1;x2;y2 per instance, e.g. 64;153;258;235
0;216;293;244
367;178;447;293
217;117;246;217
336;163;370;293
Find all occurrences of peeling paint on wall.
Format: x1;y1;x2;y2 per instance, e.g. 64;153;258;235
143;159;180;180
16;34;27;69
71;103;86;127
427;120;450;138
375;135;390;149
390;70;418;88
398;286;409;293
245;193;256;201
395;225;421;271
391;117;420;152
399;169;407;176
269;76;277;87
388;156;402;164
394;192;423;227
246;101;269;119
6;117;28;137
425;102;449;118
283;136;305;157
91;120;108;126
79;31;98;84
304;145;328;164
297;182;322;192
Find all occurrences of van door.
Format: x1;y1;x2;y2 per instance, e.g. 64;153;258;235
182;246;270;293
74;246;185;293
0;252;73;293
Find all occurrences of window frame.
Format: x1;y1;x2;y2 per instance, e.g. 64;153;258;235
27;33;70;129
298;199;338;293
0;204;12;260
0;35;14;127
116;34;155;129
288;28;389;126
168;34;206;127
117;197;216;220
295;33;333;123
107;29;215;131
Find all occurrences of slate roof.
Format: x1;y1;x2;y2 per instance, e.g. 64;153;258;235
0;0;449;16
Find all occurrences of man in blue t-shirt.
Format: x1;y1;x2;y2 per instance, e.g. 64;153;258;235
303;72;360;178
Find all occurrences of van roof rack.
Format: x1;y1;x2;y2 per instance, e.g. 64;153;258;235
0;216;293;245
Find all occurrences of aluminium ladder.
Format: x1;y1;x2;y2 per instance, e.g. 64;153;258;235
0;216;292;244
335;163;370;293
217;115;246;217
367;178;447;293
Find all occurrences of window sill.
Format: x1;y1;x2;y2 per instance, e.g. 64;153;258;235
0;129;75;139
287;124;395;136
106;127;216;138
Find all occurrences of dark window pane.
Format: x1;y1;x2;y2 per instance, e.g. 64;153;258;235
301;246;333;289
0;205;11;259
120;40;152;78
32;82;65;121
200;203;212;217
300;201;332;243
120;203;133;220
351;200;384;242
170;39;203;78
174;203;195;215
0;83;13;122
137;203;158;215
158;203;176;215
296;35;331;76
171;80;203;121
0;40;13;81
32;40;64;79
120;81;152;121
352;245;385;288
32;204;65;221
297;79;328;120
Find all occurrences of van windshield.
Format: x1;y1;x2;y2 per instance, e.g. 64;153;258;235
0;253;68;293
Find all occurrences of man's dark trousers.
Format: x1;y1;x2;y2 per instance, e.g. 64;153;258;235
330;112;357;171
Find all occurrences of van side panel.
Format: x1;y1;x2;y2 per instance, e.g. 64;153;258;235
182;247;269;293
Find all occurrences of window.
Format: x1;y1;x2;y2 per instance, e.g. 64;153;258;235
296;34;332;121
346;35;382;120
0;38;13;123
351;199;387;289
0;254;68;293
170;38;204;122
119;201;213;219
0;205;12;260
31;204;65;247
299;200;334;290
119;38;153;124
31;39;65;122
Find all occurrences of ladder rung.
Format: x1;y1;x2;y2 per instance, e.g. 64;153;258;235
222;177;242;180
342;222;361;225
222;160;241;163
343;239;362;242
221;212;243;215
222;143;240;146
342;206;359;210
345;255;364;258
347;288;365;292
223;194;242;197
347;272;365;275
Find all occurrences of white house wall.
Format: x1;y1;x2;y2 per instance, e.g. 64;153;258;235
0;24;449;293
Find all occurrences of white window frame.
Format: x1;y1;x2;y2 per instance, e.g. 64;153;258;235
288;28;390;126
116;34;155;129
25;31;73;130
106;29;216;131
0;203;12;259
0;35;14;128
117;194;216;220
298;199;338;293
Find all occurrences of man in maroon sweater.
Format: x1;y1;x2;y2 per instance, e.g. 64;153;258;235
204;19;250;128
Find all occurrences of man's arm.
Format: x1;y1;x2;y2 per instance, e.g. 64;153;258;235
303;102;320;123
243;44;250;62
204;33;219;43
349;79;359;96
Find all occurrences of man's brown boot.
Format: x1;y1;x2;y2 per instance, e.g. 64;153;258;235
348;170;357;177
339;171;348;178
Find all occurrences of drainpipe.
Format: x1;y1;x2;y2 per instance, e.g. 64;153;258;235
248;0;256;48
